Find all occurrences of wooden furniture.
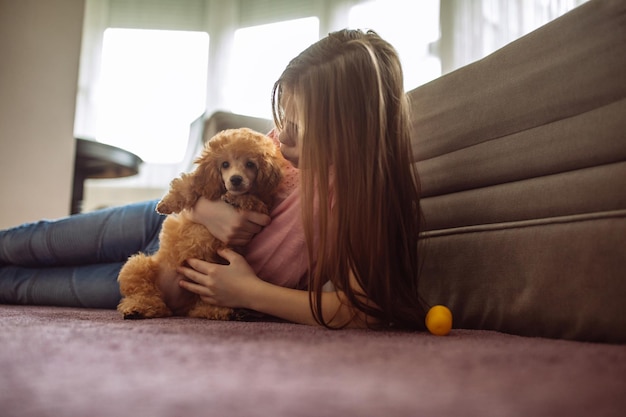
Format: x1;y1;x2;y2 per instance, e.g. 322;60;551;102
71;138;142;214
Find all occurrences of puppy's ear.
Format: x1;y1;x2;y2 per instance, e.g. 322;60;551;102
255;149;284;202
190;144;225;201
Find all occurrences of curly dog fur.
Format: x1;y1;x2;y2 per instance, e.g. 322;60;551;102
117;128;285;320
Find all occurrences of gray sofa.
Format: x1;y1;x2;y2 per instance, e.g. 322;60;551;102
412;0;625;343
199;0;625;343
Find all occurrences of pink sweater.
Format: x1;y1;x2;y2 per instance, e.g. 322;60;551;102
242;130;309;289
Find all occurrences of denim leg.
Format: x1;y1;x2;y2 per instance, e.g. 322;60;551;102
0;200;165;308
0;200;164;266
0;263;124;308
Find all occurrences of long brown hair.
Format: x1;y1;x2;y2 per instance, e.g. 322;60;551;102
272;29;425;330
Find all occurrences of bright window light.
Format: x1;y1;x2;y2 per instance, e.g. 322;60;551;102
225;17;319;119
97;29;209;163
349;0;441;91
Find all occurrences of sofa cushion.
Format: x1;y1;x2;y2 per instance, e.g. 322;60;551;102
408;0;626;342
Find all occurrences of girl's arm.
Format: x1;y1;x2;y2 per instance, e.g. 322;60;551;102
159;197;271;312
177;248;370;328
184;197;271;246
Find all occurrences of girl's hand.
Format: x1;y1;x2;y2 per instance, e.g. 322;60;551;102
184;197;271;246
177;248;262;309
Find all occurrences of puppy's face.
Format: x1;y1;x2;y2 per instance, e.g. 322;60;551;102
219;151;259;195
195;128;283;202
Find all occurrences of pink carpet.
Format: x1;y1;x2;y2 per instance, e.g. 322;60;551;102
1;305;625;417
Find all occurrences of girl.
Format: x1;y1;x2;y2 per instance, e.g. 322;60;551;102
0;29;425;330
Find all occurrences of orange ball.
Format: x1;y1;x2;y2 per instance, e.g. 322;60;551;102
425;305;453;336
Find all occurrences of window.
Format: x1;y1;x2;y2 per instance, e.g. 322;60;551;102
225;17;320;119
441;0;588;72
349;0;441;91
96;28;209;163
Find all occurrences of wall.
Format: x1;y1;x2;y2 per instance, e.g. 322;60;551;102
0;0;85;229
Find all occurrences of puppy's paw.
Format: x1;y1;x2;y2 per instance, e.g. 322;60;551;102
221;193;268;214
187;303;234;320
231;308;267;321
117;296;172;320
156;199;173;215
123;311;146;320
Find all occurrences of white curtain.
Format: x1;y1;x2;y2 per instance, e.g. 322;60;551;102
439;0;588;74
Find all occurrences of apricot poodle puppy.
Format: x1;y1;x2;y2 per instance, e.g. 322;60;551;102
117;128;285;320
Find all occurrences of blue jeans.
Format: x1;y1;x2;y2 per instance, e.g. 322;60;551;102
0;200;165;309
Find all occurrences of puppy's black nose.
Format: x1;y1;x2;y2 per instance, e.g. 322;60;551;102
230;175;243;186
